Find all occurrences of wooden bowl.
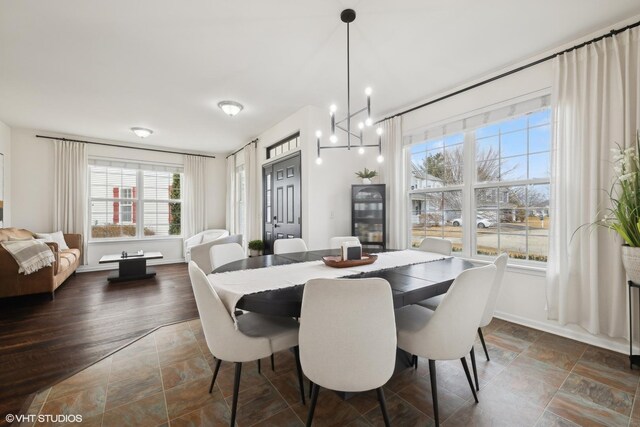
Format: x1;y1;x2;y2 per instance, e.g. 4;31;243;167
321;253;378;268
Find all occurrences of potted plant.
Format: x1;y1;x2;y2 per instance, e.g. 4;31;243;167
355;168;378;184
248;240;265;257
589;131;640;282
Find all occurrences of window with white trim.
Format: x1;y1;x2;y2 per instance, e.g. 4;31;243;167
89;161;183;240
406;94;551;263
410;133;464;252
474;109;550;262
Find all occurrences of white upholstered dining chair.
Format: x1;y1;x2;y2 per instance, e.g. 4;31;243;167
188;262;306;427
300;278;396;427
417;237;452;256
273;237;308;254
395;264;497;427
417;253;508;389
328;236;360;249
210;242;246;271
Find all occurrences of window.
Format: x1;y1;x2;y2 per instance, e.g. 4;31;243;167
410;133;464;252
143;171;182;237
267;133;300;159
120;188;133;223
89;165;182;240
474;110;550;262
407;98;551;264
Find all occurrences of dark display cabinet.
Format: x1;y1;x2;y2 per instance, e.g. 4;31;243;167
352;184;386;250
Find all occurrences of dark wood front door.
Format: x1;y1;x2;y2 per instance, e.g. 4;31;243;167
263;153;302;254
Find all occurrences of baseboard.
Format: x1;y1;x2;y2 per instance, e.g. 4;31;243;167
494;310;635;356
77;258;186;273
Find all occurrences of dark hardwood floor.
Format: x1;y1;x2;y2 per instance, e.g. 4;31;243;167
0;263;197;424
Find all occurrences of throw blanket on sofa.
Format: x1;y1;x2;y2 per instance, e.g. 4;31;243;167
1;240;55;274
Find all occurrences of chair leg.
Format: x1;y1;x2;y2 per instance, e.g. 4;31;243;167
428;359;439;427
257;358;261;374
460;356;479;403
271;353;275;371
209;358;222;393
470;347;479;391
478;327;490;361
309;380;313;399
293;346;306;405
413;354;418;370
230;362;242;427
376;387;391;427
306;383;320;427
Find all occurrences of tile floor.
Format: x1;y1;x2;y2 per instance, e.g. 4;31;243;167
20;318;640;426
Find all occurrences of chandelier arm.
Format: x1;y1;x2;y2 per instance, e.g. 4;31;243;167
319;143;380;151
335;106;369;125
335;124;362;140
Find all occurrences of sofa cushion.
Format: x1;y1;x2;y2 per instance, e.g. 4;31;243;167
36;231;70;250
0;228;35;242
58;249;80;273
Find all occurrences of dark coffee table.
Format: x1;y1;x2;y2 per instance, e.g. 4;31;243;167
99;251;163;282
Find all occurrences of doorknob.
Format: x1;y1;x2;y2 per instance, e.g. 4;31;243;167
273;216;279;228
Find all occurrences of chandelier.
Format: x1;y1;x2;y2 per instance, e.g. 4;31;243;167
315;9;384;165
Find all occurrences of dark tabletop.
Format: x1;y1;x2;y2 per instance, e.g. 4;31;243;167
99;251;163;263
212;249;474;317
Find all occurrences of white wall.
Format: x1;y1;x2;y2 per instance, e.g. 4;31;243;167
10;128;226;269
252;105;380;250
0;120;10;226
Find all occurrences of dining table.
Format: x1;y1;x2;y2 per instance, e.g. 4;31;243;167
211;248;476;398
212;248;475;318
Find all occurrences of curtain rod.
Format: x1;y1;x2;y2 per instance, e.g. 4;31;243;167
379;19;640;123
226;138;259;159
35;135;216;159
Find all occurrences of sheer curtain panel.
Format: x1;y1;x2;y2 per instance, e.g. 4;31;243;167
381;116;408;249
183;155;208;240
243;142;261;245
226;155;236;234
54;140;88;262
547;27;640;338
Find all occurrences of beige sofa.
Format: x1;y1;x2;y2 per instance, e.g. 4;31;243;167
0;228;82;299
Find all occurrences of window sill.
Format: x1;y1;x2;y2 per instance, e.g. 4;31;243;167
88;236;183;244
455;255;547;277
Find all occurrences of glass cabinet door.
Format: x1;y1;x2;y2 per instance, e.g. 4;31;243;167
353;185;385;248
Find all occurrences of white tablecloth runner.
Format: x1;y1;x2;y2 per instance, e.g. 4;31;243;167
207;249;449;320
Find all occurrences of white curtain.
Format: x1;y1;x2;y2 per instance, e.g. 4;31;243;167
381;116;408;249
53;140;88;263
243;142;261;246
225;155;236;234
183;155;208;239
547;27;640;337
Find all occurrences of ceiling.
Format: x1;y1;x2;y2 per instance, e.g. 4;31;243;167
1;0;639;154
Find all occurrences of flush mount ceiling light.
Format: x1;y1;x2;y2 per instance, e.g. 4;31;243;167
218;101;244;117
130;127;153;138
315;9;384;165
